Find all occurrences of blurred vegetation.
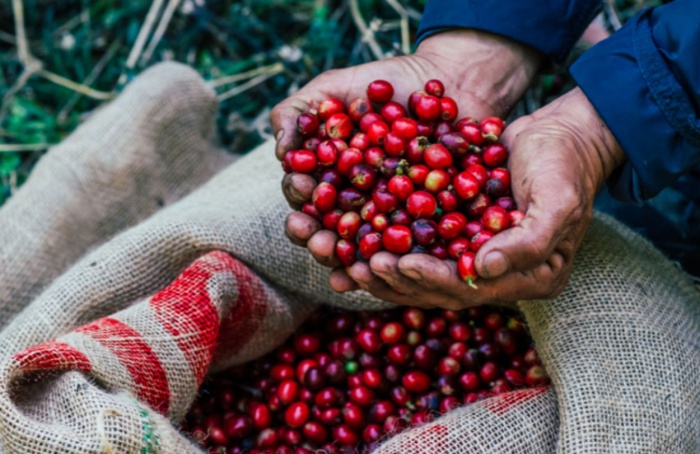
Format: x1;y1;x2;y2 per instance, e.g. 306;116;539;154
0;0;658;205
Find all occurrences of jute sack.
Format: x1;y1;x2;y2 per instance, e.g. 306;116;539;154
0;62;234;329
1;62;699;453
375;212;700;453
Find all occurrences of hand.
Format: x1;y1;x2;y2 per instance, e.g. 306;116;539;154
271;29;541;269
350;87;626;309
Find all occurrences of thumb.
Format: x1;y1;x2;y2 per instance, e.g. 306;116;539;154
475;196;571;279
270;96;312;161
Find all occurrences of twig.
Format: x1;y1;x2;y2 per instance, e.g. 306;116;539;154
0;143;53;152
0;30;17;45
0;0;42;123
58;40;121;122
141;0;183;65
53;8;91;36
349;0;384;61
120;0;166;84
217;72;280;102
38;69;114;100
384;0;410;55
12;0;33;64
605;0;623;31
403;6;423;22
0;61;40;123
209;63;284;89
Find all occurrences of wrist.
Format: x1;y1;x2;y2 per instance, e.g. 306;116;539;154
561;88;627;193
415;29;542;117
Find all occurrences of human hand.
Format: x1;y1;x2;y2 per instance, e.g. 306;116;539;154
346;87;626;309
272;30;541;270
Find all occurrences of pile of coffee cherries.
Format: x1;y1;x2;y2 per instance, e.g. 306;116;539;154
183;305;548;453
283;79;524;287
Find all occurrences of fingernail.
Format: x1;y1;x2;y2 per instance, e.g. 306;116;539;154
275;129;285;142
482;251;509;278
401;268;421;281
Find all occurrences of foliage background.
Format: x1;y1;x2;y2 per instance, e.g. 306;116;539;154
0;0;658;205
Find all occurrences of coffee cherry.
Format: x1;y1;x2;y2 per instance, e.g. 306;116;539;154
457;251;478;288
381;102;408;124
284;402;310;428
348;98;373;123
482;206;510;233
392;118;418;139
349;163;377;191
382;225;413;254
367;80;394;103
336;148;364;175
453;172;480;200
289;150;317;174
297;112;320;136
423;144;453;169
402;371;431;393
414;95;441;122
406;191;437;219
312;183;337;213
439;132;469;156
424;79;445;97
326;113;353;140
483;143;509;167
318;98;346;121
509;209;526;226
383;132;406;156
303;421;328;445
424;169;450;193
367;121;391;145
410;219;439;246
388;175;414;201
480;116;505;141
335;239;358;266
333;424;360;446
358;112;384;132
439;97;458;122
469;230;494;253
359;232;382;260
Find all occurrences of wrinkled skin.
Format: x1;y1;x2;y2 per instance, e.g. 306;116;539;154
271;30;625;310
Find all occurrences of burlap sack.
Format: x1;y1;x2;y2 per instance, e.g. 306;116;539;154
375;212;700;453
0;62;234;329
1;62;699;453
2;251;310;453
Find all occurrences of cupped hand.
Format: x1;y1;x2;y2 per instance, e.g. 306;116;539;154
272;29;541;270
349;87;626;309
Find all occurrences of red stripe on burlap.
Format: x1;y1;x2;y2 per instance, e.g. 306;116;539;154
215;259;268;358
483;386;549;416
12;341;91;374
77;317;170;414
150;252;234;386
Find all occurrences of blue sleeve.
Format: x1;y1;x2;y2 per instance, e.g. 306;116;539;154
570;0;700;204
416;0;603;63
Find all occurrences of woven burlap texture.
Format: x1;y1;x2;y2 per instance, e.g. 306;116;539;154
1;61;699;453
0;62;234;330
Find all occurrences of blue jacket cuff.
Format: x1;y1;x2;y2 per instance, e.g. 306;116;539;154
417;0;602;63
571;6;700;204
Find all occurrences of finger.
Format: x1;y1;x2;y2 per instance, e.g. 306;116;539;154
475;193;578;279
329;268;359;293
475;252;569;303
307;230;341;267
285;211;321;247
349;262;434;308
368;252;426;296
270;97;310;160
396;254;457;292
282;173;316;208
399;251;568;304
